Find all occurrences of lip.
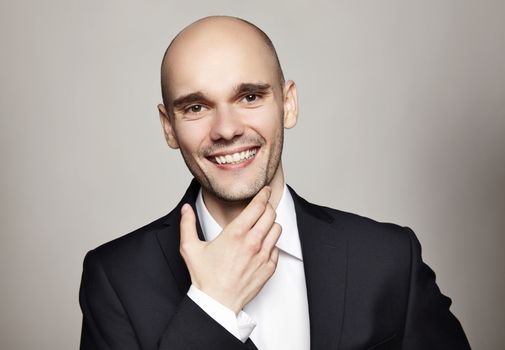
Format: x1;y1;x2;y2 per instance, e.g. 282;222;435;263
205;146;260;169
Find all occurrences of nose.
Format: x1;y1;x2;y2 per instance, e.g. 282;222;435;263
209;105;244;141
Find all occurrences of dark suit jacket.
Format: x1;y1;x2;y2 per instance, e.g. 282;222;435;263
79;180;470;349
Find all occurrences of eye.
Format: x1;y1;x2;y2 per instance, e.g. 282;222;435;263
186;104;204;113
244;94;258;103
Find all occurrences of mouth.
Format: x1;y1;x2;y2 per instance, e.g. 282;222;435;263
206;146;259;167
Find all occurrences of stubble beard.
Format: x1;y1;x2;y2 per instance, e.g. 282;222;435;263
180;128;284;203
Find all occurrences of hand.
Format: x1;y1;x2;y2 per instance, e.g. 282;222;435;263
179;187;281;314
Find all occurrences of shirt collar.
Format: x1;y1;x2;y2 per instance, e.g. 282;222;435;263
195;185;303;261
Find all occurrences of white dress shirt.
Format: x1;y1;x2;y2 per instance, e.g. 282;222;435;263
187;184;311;350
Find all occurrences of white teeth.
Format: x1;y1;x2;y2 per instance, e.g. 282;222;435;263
213;148;257;165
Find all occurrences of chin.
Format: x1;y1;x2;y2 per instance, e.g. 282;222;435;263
208;177;266;202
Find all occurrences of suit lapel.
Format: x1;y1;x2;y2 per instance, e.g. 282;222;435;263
156;179;205;295
290;186;349;350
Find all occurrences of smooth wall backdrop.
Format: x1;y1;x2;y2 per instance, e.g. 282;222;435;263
1;0;504;349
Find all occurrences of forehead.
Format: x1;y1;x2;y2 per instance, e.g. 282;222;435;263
163;20;279;99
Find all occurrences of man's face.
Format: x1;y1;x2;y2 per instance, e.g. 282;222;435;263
160;20;297;202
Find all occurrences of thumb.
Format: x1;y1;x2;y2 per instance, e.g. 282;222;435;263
179;203;199;247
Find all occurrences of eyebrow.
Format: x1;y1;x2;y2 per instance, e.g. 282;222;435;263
171;92;208;110
235;82;272;96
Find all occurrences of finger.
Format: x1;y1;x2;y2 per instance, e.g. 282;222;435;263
261;223;282;255
179;203;199;247
269;246;280;265
249;202;276;242
229;186;271;233
246;245;280;297
257;246;279;284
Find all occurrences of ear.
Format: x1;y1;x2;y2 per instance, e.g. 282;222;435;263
158;104;179;149
282;80;298;129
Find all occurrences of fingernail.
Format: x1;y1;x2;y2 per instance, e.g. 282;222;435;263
181;203;189;215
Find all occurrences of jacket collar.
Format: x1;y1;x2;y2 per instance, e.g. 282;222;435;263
156;180;348;349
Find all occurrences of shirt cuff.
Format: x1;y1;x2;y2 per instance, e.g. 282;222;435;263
187;285;256;342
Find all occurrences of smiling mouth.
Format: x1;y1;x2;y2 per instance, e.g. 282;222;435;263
207;147;259;165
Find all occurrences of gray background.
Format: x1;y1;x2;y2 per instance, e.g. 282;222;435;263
1;0;504;349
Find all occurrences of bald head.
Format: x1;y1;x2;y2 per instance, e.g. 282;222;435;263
160;16;285;110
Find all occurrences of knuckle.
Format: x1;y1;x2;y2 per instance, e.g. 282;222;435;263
268;223;281;238
227;225;239;237
266;260;277;273
179;244;188;257
233;216;245;229
257;250;269;262
246;238;261;254
266;203;275;219
180;241;197;256
245;232;261;254
256;192;269;208
225;223;242;238
231;227;244;239
179;241;187;251
254;202;266;217
259;188;269;201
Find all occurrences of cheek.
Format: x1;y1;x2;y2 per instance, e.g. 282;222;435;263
247;106;283;138
175;121;209;152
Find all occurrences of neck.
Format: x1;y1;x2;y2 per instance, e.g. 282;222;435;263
202;166;285;228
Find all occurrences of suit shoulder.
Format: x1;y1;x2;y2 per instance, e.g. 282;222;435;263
314;202;414;246
325;204;406;229
289;186;414;243
315;205;418;272
87;209;175;263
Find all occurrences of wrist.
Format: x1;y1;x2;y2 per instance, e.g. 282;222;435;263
198;286;243;315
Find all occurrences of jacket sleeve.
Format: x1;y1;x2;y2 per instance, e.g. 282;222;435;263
79;250;258;350
400;229;471;349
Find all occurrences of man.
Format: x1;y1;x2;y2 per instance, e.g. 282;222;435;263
79;16;471;349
